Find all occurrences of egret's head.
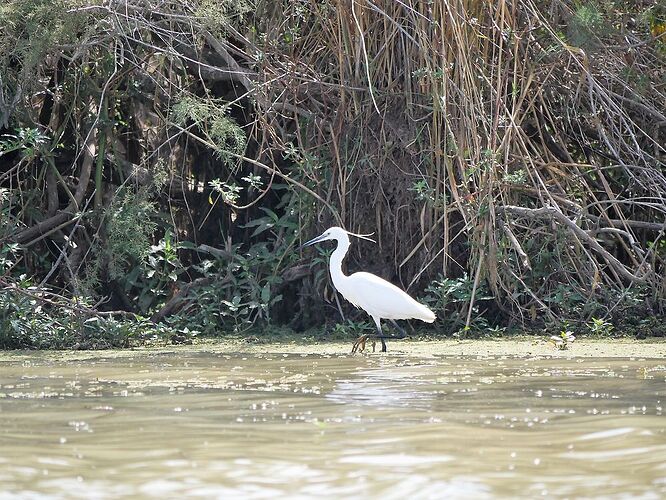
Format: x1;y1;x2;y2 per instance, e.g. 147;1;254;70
301;226;375;248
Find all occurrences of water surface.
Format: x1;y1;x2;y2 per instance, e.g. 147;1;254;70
0;348;664;498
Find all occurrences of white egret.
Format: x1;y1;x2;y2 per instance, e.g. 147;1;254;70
302;226;436;353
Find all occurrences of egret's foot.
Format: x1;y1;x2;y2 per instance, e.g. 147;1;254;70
351;335;380;354
351;334;369;354
351;334;366;353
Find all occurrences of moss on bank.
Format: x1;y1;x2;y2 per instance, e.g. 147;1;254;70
1;337;665;361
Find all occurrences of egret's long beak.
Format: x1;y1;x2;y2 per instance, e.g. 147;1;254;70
300;233;328;249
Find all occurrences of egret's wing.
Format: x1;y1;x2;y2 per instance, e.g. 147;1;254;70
341;272;433;321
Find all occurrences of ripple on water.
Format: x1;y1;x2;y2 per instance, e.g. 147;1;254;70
0;353;665;498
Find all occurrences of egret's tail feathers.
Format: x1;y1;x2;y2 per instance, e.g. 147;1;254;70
415;303;436;323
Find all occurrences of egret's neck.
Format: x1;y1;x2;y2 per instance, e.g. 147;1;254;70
330;235;350;289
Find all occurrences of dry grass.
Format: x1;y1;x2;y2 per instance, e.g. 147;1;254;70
250;0;666;323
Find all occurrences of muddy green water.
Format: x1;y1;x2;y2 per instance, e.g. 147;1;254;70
0;346;664;499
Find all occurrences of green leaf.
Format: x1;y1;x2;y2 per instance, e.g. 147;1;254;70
259;207;279;222
251;223;274;237
242;218;266;228
261;283;271;303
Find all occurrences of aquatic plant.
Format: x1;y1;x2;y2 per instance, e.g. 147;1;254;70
550;330;577;350
588;317;615;337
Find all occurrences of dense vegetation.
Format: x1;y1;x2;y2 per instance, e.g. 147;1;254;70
1;0;665;348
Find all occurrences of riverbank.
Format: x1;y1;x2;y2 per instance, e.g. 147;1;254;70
2;337;665;360
219;337;666;358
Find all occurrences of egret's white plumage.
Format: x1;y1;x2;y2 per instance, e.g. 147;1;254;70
302;226;435;352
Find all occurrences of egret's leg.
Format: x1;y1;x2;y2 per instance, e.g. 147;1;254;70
379;335;387;352
374;317;387;352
